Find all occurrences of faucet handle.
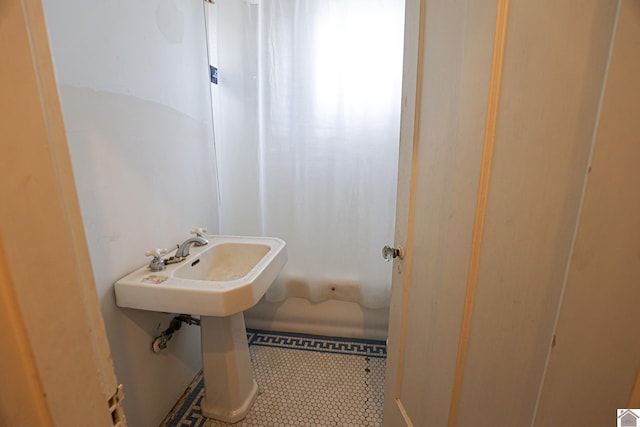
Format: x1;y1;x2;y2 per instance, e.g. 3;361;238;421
145;248;168;258
190;227;208;237
145;248;168;272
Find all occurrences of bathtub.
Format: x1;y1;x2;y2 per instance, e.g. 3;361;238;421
243;297;389;341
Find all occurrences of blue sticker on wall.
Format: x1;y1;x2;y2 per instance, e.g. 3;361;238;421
210;65;218;84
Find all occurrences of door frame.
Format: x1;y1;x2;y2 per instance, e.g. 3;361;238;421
0;1;122;425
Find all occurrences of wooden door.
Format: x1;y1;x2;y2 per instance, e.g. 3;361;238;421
383;0;502;425
384;0;621;425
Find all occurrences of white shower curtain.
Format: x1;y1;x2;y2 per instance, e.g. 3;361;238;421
212;0;404;309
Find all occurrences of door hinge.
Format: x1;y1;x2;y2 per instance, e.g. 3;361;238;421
108;384;127;426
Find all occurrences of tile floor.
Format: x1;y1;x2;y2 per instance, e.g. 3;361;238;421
162;330;386;427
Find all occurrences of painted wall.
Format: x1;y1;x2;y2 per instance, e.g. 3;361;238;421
204;0;262;236
41;1;219;426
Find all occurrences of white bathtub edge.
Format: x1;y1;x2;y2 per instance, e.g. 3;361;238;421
243;297;389;341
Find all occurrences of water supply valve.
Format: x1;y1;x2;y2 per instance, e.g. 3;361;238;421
145;248;168;272
190;227;208;237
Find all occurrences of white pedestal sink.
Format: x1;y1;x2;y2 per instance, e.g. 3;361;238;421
114;235;286;422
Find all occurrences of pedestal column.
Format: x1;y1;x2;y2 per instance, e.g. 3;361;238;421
200;313;258;422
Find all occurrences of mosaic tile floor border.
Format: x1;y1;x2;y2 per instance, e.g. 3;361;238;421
245;329;387;358
162;329;387;427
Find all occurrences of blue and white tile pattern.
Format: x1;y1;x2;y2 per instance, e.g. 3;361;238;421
163;329;386;426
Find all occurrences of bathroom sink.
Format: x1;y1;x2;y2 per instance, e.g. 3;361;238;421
114;235;287;317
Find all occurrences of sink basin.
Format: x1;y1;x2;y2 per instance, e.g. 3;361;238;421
174;242;271;282
114;235;287;317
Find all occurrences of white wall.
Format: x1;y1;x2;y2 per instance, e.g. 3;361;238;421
205;0;262;236
41;1;219;426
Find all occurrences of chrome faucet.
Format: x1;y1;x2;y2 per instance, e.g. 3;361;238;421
175;236;208;258
173;228;209;260
146;229;209;268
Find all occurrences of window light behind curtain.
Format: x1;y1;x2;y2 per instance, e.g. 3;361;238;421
213;0;405;309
